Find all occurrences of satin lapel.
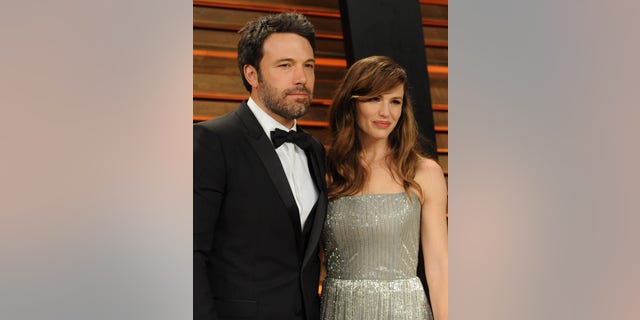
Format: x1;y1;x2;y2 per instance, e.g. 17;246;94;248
302;194;326;268
301;139;327;268
235;104;303;243
304;149;323;193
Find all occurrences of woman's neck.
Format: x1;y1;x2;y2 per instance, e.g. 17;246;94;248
359;139;391;168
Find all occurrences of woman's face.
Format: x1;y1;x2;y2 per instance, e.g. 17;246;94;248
355;84;404;143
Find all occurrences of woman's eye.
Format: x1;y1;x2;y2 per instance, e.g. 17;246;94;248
391;99;402;105
367;97;381;102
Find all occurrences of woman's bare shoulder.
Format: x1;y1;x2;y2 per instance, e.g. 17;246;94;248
414;156;447;195
415;156;444;177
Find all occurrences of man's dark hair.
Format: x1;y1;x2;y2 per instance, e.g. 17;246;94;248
237;12;316;92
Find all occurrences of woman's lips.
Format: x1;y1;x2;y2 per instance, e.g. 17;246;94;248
373;120;391;128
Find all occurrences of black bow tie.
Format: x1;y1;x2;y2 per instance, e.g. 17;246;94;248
270;128;313;150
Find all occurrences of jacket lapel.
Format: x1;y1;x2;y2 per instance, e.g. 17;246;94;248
299;127;324;193
234;103;303;247
299;136;328;268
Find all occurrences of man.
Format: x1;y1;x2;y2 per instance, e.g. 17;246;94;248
194;12;327;320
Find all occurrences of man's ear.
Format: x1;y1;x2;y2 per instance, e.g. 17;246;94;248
244;65;259;88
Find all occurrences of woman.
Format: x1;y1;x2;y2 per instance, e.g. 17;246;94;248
320;56;448;320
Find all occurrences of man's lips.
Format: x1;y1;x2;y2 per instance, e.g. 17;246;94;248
285;87;310;96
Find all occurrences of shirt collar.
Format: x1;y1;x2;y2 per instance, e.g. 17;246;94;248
246;97;298;141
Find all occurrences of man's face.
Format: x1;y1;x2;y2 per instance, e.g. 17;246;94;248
255;33;315;124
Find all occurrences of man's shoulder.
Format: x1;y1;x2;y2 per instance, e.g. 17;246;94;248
194;111;237;130
195;107;250;138
301;129;324;149
309;135;323;148
306;134;326;158
193;110;246;148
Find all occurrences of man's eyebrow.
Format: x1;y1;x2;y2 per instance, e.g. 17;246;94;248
272;58;315;64
273;58;293;64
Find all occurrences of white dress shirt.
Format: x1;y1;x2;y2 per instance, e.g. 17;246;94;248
246;98;319;228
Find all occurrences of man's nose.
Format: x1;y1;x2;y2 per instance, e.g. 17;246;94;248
293;66;307;86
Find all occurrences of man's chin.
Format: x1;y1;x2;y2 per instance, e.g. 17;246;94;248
287;97;310;109
290;105;309;119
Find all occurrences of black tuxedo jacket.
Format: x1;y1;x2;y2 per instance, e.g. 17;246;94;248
194;101;328;320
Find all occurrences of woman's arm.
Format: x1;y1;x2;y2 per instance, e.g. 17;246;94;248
416;158;448;320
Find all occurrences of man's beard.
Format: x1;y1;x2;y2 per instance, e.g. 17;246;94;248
259;80;312;120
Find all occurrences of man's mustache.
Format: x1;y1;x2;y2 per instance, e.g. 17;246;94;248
283;86;311;95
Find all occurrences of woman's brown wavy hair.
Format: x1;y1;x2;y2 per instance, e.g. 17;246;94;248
327;55;430;201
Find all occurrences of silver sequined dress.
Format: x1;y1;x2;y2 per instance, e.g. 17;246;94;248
320;192;433;320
